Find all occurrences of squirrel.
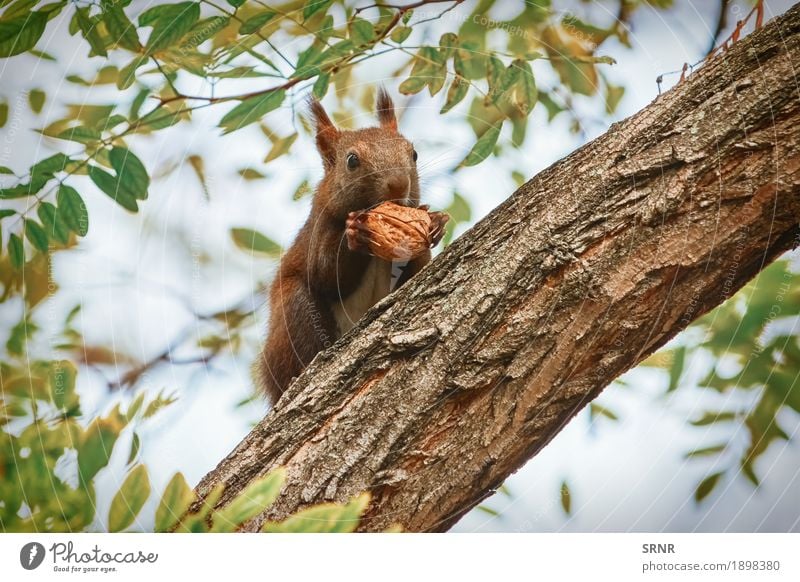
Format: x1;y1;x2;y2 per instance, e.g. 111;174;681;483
255;88;446;406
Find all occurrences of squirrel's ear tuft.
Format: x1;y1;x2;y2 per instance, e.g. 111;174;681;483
376;87;397;132
308;98;338;167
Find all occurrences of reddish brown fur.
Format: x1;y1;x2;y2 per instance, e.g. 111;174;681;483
256;89;432;406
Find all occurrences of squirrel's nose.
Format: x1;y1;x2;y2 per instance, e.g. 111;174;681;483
386;175;409;201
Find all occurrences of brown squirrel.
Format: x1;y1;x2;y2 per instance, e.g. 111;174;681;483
256;89;446;406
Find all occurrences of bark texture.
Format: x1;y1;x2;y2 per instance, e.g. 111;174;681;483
193;6;800;532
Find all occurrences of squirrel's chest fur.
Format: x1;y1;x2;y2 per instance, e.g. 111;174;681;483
332;258;395;336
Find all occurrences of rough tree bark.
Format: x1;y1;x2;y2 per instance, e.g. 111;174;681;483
192;6;800;531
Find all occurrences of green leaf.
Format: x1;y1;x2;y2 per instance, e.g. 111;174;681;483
219;89;285;134
262;492;369;533
142;2;200;54
108;465;151;532
117;56;147;90
349;18;374;46
110;147;149;200
57;185;89;236
0;101;7;127
28;89;45;114
263;133;298;163
89;166;138;212
398;76;427;95
230;227;281;257
667;345;686;392
0;11;48;58
155;472;196;532
75;7;107;57
508;59;537;116
589;402;618;421
239;10;276;35
37;202;70;245
226;0;247;7
303;0;333;21
78;416;124;484
8;233;24;269
460;122;501;167
605;83;625;114
24;219;49;252
127;432;140;465
390;26;411;43
694;471;724;503
560;480;571;515
102;3;143;52
440;75;468;113
312;72;330;99
210;469;285;532
47;360;78;410
684;444;726;459
689;411;738;426
30;152;70;177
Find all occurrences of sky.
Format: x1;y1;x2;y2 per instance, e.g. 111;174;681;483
1;0;798;532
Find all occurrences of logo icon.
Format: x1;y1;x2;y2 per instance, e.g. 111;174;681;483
20;542;46;570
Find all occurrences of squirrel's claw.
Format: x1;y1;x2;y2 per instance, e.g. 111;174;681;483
345;212;373;254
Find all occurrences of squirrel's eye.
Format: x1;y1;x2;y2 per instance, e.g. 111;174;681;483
412;149;418;162
346;153;360;170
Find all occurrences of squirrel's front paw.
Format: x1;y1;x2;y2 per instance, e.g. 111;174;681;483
345;211;373;254
427;211;450;247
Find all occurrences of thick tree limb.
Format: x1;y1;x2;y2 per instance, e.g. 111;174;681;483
193;6;800;532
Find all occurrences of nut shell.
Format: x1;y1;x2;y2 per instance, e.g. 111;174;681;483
353;202;449;261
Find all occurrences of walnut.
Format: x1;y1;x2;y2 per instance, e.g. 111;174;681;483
346;201;450;261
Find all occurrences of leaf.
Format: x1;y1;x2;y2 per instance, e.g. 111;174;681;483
102;3;143;52
110;147;149;200
689;411;738;426
262;492;369;533
89;166;138;212
589;402;618;421
667;345;686;392
37;202;70;245
24;219;49;252
75;7;107;57
303;0;333;21
8;233;24;269
684;444;726;459
127;432;140;465
440;75;468;113
239;10;276;35
108;465;150;532
57;185;89;236
210;469;285;532
694;471;724;503
117;56;147;90
238;168;266;180
28;89;45;113
226;0;247;7
142;2;200;54
508;59;537;116
560;480;571;514
605;83;625;114
78;416;124;484
349;18;374;46
390;26;411;43
263;132;298;163
460;122;501;167
230;227;281;257
0;11;48;58
312;72;329;99
219;89;285;134
155;472;196;532
0;101;7;127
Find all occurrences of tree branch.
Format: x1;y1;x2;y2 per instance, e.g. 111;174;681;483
190;5;800;532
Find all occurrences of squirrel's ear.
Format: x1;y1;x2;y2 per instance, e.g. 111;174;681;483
309;98;338;167
376;87;397;132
